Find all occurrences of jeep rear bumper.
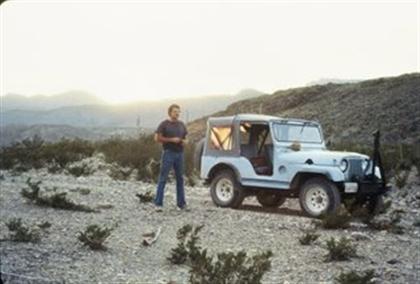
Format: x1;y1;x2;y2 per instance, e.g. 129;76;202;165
344;181;390;196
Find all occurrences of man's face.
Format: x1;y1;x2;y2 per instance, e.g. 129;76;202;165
169;107;181;120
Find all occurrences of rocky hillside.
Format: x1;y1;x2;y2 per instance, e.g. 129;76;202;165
0;154;419;283
188;73;420;144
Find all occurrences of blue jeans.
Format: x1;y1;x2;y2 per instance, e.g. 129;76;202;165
154;149;186;208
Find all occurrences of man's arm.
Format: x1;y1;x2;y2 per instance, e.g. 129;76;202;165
156;133;181;143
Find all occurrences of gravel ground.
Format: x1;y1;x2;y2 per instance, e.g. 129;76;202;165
0;155;419;283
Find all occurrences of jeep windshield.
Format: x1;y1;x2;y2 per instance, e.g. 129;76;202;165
273;122;323;143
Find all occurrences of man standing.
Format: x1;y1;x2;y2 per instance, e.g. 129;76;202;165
153;104;189;211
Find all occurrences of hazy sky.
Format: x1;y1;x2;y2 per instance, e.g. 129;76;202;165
1;0;419;103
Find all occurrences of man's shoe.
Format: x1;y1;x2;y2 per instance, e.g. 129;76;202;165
154;205;163;212
177;204;191;212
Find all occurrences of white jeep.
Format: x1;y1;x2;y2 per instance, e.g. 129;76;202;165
194;114;389;217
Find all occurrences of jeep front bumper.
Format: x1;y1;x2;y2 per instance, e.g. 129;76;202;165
344;181;391;196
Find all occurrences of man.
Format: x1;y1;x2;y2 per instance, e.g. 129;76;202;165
153;104;189;212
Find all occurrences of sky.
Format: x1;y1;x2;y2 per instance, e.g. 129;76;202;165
1;0;419;103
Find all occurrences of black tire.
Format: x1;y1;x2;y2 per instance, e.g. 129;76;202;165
299;177;341;217
256;192;286;208
210;169;245;208
193;138;205;172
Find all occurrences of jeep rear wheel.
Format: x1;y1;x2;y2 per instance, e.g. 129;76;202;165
256;192;286;208
299;177;341;217
210;170;244;208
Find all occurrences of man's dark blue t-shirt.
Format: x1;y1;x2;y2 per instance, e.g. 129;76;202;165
155;119;188;152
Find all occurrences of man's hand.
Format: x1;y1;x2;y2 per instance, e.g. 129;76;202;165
155;134;183;144
170;137;182;143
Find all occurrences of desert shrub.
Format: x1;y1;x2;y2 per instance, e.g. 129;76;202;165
78;224;113;250
42;138;95;169
299;231;320;245
37;191;95;212
168;224;202;265
47;162;62;174
21;178;42;201
366;211;404;234
66;163;94;177
96;135;196;182
168;224;273;284
0;135;45;170
109;166;134;180
21;180;96;212
96;135;160;179
37;221;52;229
335;269;375;284
79;188;91;195
0;136;95;171
394;168;409;189
318;206;352;229
135;191;154;203
5;218;40;243
325;237;357;261
183;143;198;186
189;250;273;284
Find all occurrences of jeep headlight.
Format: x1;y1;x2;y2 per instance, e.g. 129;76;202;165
339;159;348;172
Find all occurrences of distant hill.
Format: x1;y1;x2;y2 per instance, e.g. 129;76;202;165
187;73;420;144
1;90;106;111
1;89;263;128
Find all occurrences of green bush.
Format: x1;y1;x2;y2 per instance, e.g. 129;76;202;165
168;224;273;284
5;218;40;243
0;136;95;171
135;191;154;203
168;224;202;265
318;206;352;229
78;224;113;250
394;169;409;189
66;163;94;177
366;211;404;234
109;166;133;180
96;134;196;183
189;250;273;284
21;180;96;212
325;237;357;261
298;231;320;245
21;178;42;201
335;269;376;284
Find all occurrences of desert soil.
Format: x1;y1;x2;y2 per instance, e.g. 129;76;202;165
1;154;419;283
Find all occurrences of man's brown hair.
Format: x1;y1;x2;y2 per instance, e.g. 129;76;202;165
168;104;180;115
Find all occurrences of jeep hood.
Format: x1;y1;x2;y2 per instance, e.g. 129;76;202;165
278;149;369;166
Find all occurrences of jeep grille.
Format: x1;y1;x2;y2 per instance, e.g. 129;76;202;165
348;159;364;181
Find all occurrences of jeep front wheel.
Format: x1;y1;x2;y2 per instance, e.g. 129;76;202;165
299;177;341;217
210;170;244;208
256;192;286;208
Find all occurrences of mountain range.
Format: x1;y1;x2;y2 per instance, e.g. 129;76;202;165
1;89;263;128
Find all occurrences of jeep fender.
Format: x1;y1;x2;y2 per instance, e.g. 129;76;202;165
207;162;241;183
290;166;345;190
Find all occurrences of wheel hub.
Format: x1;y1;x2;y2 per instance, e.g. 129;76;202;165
306;186;329;214
215;178;234;202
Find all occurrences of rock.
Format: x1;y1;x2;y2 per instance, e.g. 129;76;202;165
351;231;372;241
